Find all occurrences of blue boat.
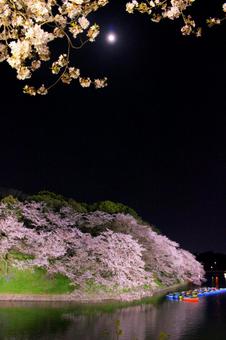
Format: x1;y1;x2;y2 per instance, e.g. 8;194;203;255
166;295;175;300
197;287;226;297
197;292;205;297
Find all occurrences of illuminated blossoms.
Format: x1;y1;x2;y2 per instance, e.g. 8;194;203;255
2;0;226;95
126;0;226;37
0;0;108;95
126;0;200;36
0;201;205;289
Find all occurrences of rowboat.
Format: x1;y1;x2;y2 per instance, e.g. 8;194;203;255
166;287;226;302
183;297;199;302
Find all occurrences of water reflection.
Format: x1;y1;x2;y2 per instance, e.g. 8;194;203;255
0;276;225;340
0;298;206;340
212;275;219;288
0;302;71;340
63;299;206;340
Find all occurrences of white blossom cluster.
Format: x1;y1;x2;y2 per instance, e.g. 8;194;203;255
0;201;205;290
0;0;108;95
2;0;226;95
126;0;226;37
125;0;199;36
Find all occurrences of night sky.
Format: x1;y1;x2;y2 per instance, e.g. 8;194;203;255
1;0;226;253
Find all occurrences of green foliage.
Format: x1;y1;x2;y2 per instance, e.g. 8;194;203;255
29;191;87;213
154;277;165;288
29;191;68;211
1;195;19;206
89;200;140;219
67;199;87;213
8;250;35;261
142;284;153;291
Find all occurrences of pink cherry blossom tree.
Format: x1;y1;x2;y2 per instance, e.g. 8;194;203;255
0;200;205;290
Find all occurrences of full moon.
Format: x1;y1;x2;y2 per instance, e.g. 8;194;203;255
106;33;117;44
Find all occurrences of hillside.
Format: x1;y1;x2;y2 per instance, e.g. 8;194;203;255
0;192;205;299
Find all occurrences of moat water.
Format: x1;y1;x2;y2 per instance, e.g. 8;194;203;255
0;274;225;340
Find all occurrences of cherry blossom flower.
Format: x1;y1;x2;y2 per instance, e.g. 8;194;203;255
0;0;108;94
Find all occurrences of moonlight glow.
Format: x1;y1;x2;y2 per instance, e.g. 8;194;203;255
106;32;117;44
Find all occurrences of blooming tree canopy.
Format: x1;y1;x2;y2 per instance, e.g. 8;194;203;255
0;200;205;290
1;0;225;95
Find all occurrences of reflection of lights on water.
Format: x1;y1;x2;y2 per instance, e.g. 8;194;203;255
216;276;219;288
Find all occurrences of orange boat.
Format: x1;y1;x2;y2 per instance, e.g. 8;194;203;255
183;297;199;303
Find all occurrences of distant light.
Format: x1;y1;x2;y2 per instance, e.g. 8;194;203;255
224;272;226;279
214;261;217;265
106;33;117;44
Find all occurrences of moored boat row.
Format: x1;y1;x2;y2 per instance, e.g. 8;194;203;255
166;287;226;302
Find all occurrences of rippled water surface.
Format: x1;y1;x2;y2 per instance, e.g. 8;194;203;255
0;275;225;340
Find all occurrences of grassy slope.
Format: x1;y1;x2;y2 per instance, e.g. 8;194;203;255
0;254;73;294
